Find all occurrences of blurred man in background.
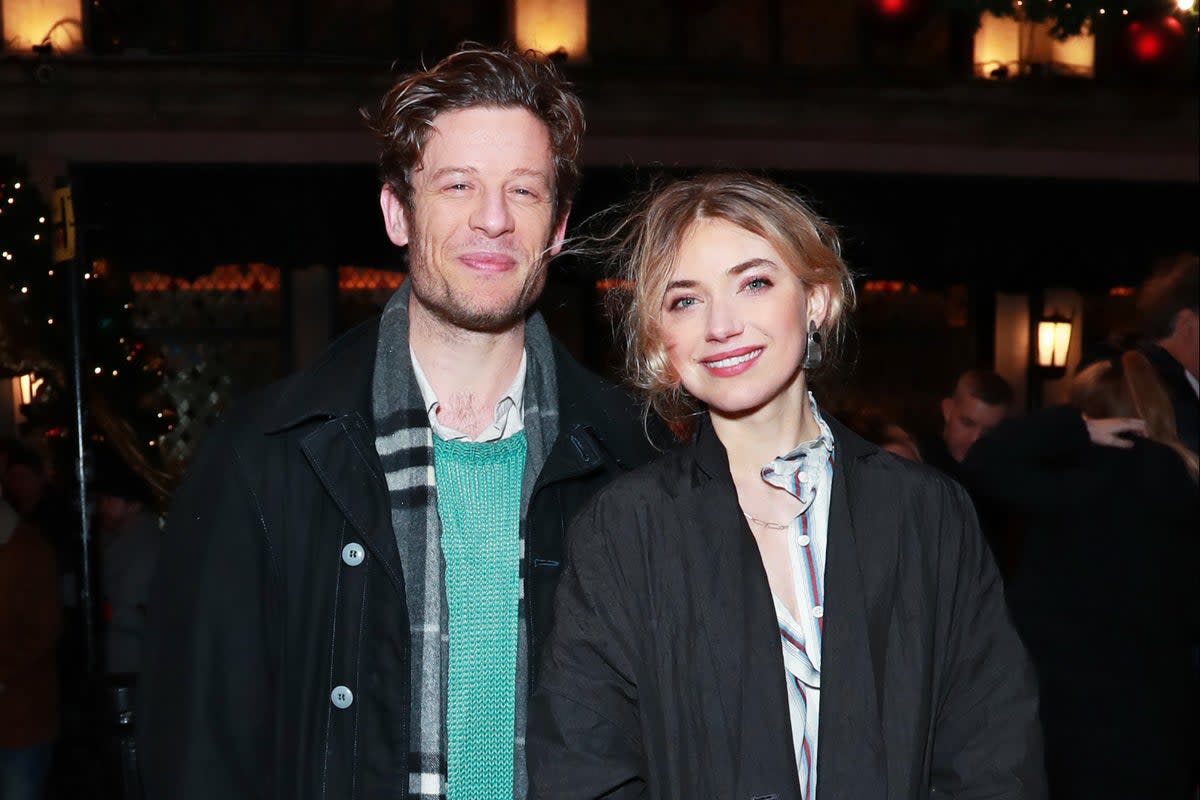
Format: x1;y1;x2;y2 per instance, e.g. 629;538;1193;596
1137;253;1198;454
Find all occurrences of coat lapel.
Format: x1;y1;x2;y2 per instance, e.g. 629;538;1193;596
685;421;803;798
815;426;889;798
685;417;892;799
300;411;405;594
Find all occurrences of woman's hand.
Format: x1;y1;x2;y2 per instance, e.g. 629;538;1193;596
1082;415;1146;448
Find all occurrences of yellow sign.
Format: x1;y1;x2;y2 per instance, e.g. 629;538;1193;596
51;184;75;263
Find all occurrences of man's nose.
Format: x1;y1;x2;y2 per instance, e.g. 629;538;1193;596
470;187;516;238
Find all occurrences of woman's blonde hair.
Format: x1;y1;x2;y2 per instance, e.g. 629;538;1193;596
608;172;855;426
1070;350;1199;482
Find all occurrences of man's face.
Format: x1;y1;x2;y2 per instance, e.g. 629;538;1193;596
380;106;568;334
941;391;1007;462
2;464;44;515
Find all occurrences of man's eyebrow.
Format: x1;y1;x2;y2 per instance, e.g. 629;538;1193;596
509;168;551;182
427;166;478;182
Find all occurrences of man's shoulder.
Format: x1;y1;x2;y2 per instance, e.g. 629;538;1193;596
550;341;669;461
220;318;380;436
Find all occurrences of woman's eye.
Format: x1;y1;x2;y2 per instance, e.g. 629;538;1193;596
668;296;698;310
745;276;772;291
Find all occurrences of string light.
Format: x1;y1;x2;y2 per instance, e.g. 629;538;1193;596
47;318;54;325
12;182;19;189
20;286;28;293
93;367;102;375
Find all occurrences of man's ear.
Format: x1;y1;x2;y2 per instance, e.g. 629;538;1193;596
941;396;954;424
546;210;570;257
380;186;410;247
807;283;832;330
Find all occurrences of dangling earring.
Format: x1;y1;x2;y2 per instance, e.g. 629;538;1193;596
802;320;823;371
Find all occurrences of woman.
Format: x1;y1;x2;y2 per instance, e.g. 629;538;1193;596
965;351;1198;800
528;174;1044;799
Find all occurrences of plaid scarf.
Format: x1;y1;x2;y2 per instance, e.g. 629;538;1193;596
372;282;558;799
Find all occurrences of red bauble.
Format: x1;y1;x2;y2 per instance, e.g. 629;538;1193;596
1122;15;1185;70
860;0;931;34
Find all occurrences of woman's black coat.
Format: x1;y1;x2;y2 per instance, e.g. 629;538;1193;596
529;416;1045;800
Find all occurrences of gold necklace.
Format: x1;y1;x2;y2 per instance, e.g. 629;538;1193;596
742;510;791;531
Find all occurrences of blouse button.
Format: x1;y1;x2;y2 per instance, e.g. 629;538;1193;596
812;605;824;619
798;534;811;547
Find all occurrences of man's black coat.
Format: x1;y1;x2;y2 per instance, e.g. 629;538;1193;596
137;317;662;800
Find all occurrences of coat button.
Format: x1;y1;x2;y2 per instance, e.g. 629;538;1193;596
330;685;354;709
341;543;365;567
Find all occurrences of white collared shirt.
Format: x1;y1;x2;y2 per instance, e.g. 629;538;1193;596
410;348;527;442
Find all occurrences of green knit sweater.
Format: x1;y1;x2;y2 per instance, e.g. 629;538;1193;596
433;431;527;800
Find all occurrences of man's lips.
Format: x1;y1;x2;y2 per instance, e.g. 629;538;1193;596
700;346;763;375
459;252;517;272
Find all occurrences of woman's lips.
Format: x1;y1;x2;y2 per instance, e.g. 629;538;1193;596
700;347;763;376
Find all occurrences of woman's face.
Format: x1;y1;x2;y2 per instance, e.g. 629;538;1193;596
658;217;826;422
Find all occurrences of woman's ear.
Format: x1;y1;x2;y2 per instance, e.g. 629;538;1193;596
807;283;832;330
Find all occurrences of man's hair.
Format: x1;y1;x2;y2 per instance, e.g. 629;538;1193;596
364;44;585;223
956;369;1014;408
610;171;856;426
0;438;44;474
1136;253;1199;341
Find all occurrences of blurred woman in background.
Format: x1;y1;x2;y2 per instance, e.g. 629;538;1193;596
528;173;1043;799
966;350;1198;800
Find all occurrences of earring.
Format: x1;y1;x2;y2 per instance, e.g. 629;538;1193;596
802;321;823;371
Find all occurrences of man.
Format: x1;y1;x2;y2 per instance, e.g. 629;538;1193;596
922;369;1015;571
1136;253;1199;454
0;453;60;800
921;368;1014;477
138;47;661;800
92;456;161;676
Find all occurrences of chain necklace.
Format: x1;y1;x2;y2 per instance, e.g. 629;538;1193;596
742;510;792;532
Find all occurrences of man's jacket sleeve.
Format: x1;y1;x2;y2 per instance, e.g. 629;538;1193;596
137;424;279;800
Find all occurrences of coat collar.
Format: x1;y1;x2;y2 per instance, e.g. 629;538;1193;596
684;413;890;797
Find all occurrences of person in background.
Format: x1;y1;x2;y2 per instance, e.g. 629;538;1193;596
528;173;1043;799
92;454;162;677
964;350;1198;800
920;368;1014;476
0;477;61;800
917;369;1016;571
138;45;661;800
1137;253;1198;454
843;407;922;462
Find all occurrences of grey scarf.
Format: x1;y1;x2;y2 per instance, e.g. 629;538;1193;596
372;281;559;799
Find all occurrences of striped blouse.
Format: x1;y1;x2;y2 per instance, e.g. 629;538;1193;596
757;397;834;800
